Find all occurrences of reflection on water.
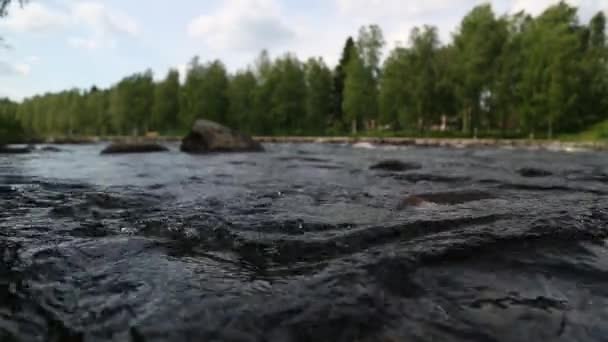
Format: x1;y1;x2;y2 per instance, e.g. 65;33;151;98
1;143;608;341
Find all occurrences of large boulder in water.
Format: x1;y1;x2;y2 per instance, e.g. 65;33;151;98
101;142;169;155
180;119;263;153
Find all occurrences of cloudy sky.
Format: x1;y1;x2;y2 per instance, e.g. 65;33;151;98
0;0;606;100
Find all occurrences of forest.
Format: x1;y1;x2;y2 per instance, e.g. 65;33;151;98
1;2;607;141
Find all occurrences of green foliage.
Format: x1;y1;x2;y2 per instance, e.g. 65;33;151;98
179;58;229;128
407;26;442;131
152;69;180;132
561;119;608;141
8;3;608;140
269;54;307;134
342;26;385;133
227;70;257;132
250;52;307;135
453;4;507;133
357;25;385;78
0;98;23;144
305;57;333;134
342;49;367;132
519;3;584;138
331;37;356;129
379;47;409;129
109;70;154;135
589;11;606;49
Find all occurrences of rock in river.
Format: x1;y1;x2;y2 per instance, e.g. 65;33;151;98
370;159;421;172
101;142;169;155
518;167;553;178
180;119;263;153
40;146;62;152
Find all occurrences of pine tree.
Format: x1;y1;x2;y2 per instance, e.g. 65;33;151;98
332;37;356;130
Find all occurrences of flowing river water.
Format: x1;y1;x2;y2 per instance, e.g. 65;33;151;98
1;142;608;341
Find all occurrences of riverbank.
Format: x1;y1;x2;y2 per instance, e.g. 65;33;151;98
254;136;608;151
12;135;608;151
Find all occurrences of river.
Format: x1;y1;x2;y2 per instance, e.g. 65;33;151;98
1;142;607;341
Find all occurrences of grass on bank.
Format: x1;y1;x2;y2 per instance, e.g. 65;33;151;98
559;120;608;142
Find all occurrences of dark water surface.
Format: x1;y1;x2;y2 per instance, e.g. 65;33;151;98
1;143;608;341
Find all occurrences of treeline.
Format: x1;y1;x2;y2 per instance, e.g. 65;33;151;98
0;99;23;143
3;2;608;139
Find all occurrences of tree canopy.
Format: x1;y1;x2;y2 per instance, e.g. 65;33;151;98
2;2;608;139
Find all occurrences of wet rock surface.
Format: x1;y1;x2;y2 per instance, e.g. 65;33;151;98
518;167;554;177
39;146;63;152
1;143;608;341
181;119;264;153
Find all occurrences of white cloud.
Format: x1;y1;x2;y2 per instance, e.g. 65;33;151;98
72;2;139;37
0;86;25;100
177;63;188;83
13;63;31;76
26;56;41;64
336;0;477;20
68;2;139;51
510;0;555;15
0;62;16;75
188;0;294;51
68;36;101;50
337;0;607;22
332;0;487;49
0;3;70;33
0;61;31;77
1;1;139;50
510;0;608;19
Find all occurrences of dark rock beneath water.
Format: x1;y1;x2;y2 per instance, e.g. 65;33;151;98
181;119;263;153
518;167;553;178
101;142;169;155
0;145;33;154
392;173;470;183
40;146;62;152
370;160;421;172
0;185;14;194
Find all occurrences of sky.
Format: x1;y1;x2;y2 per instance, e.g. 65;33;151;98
0;0;606;101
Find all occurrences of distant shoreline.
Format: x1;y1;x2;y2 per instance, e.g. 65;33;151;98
22;135;608;151
254;136;608;151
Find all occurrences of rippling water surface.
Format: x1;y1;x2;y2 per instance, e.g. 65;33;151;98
1;143;608;341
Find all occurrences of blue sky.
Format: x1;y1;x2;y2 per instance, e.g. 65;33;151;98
0;0;606;100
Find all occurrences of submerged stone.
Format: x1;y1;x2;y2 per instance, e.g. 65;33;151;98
101;142;169;154
40;146;62;152
0;145;33;154
518;167;553;178
370;160;422;172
